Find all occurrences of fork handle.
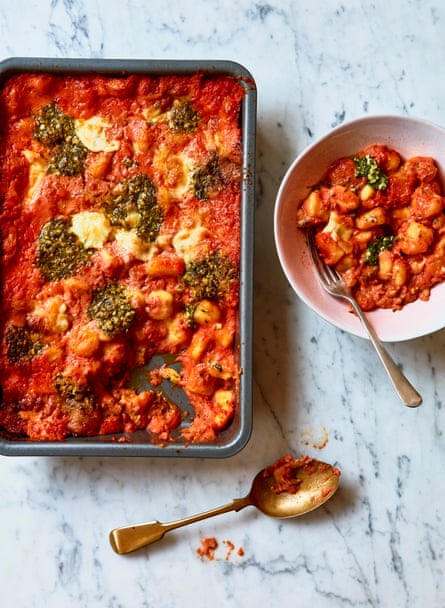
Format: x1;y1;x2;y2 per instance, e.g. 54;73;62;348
349;301;422;407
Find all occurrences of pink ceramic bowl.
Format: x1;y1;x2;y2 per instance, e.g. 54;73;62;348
274;115;445;342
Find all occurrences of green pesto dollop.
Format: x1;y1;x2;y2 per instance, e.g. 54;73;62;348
34;103;88;176
37;218;92;281
5;325;43;363
191;155;222;201
354;155;389;190
88;282;136;337
54;373;96;409
169;100;200;133
105;174;163;243
365;234;396;265
34;103;72;146
182;251;237;302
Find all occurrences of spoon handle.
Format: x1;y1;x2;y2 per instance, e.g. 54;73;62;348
109;496;251;554
349;299;422;408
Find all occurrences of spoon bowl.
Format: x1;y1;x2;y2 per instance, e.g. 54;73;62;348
109;455;341;555
250;455;341;518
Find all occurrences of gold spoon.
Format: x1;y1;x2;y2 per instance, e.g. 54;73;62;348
109;455;341;555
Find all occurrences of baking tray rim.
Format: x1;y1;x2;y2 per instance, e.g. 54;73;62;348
0;57;256;458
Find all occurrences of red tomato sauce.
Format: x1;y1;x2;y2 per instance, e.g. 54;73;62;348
0;72;244;443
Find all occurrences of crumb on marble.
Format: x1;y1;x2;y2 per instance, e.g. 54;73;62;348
196;537;245;563
196;536;218;560
301;425;329;449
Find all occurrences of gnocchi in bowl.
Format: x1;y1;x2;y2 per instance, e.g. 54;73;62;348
274;115;445;342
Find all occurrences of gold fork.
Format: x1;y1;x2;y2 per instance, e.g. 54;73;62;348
307;230;422;408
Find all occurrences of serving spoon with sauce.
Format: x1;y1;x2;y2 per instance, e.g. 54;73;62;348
109;455;340;555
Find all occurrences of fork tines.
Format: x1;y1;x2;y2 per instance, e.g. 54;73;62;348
307;229;345;288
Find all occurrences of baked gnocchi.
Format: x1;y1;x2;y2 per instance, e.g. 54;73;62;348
297;144;445;311
0;71;245;444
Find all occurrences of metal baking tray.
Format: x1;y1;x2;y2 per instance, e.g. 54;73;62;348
0;57;256;457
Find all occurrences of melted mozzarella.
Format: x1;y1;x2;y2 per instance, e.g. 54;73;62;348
29;296;69;334
322;211;353;242
141;106;170;124
172;223;211;263
71;211;111;249
168;154;195;199
114;229;153;261
22;149;46;204
74;116;120;152
153;145;195;199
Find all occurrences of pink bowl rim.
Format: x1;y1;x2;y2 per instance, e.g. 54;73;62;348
274;114;445;342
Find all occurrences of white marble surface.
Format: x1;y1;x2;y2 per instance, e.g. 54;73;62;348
1;0;445;606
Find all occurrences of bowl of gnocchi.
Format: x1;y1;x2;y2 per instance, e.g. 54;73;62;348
274;115;445;342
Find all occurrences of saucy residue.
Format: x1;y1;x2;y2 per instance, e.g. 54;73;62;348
262;453;340;495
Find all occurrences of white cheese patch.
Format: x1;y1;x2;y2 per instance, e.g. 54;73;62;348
29;296;69;334
74;116;120;152
114;229;154;261
322;211;353;242
22;149;46;204
203;123;239;157
172;223;211;263
153;145;195;199
141;106;170;124
71;211;111;249
170;153;195;198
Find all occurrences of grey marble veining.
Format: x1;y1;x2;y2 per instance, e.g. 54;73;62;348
1;0;445;606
